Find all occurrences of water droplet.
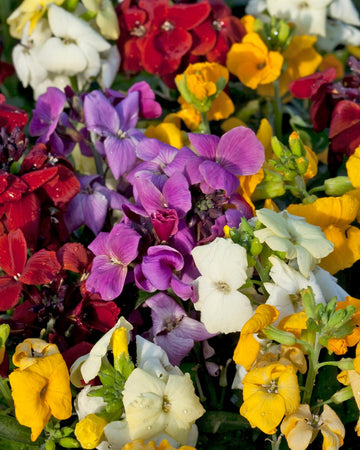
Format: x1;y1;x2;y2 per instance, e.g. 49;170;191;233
147;426;152;430
183;409;188;414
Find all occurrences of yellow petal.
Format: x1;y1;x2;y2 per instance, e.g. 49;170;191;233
256;118;273;160
75;414;108;449
207;92;234;121
347;146;360;188
145;123;184;149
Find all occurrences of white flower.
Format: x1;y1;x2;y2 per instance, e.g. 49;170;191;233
329;0;360;26
12;20;50;88
38;4;110;77
71;316;133;385
254;208;334;278
264;256;326;319
266;0;333;36
317;19;360;52
122;368;205;444
82;0;120;40
191;237;253;334
33;74;71;99
75;385;107;421
136;336;182;381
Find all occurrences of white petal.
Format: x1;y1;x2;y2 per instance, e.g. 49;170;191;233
313;265;349;302
74;385;107;420
38;38;87;75
78;40;101;78
100;45;121;88
329;0;360;26
32;74;71;99
48;4;110;52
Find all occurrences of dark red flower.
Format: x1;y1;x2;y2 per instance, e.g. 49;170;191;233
329;100;360;157
191;0;245;65
0;228;61;310
0;94;28;133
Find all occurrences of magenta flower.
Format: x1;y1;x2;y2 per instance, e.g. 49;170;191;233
186;126;264;195
86;223;141;301
146;292;214;366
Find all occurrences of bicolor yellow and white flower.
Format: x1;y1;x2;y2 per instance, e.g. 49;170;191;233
191;237;254;334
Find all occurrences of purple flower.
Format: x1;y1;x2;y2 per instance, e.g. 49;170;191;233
29;87;75;156
135;245;193;300
186;126;265;195
86;223;141;300
64;175;129;235
128;81;162;119
146;292;214;366
84;90;145;179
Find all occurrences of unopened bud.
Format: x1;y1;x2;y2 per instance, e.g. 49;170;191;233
325;176;354;196
289;131;306;157
331;385;354;404
263;325;297;346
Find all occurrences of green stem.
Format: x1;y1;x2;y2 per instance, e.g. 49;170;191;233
309;185;326;195
255;259;270;297
270;433;282;450
273;79;283;141
200;112;211;134
302;336;321;404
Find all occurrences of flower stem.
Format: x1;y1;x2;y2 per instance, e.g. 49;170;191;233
0;377;13;410
200;112;211;134
270;433;282;450
302;336;321;404
273;79;283;140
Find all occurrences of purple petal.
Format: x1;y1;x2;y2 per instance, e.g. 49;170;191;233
146;293;185;331
107;223;141;265
199;160;239;195
136;138;163;161
134;264;156;292
115;91;139;130
64;194;84;233
86;255;127;300
84;90;120;136
128;81;162;119
162;173;192;218
88;232;110;255
188;133;219;159
29;87;66;139
170;276;193;300
179;316;215;340
104;136;137;179
155;333;194;366
83;191;109;235
216;127;265;175
166;146;197;177
134;176;164;215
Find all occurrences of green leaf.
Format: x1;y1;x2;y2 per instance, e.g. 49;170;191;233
0;415;45;449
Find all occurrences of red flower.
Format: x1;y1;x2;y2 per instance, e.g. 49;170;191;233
0;94;28;133
329;100;360;157
0;45;14;85
0;228;61;310
190;0;245;65
117;0;211;76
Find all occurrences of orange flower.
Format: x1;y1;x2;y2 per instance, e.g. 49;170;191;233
227;33;283;90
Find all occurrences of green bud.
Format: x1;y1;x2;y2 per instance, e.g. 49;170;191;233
331;385;354;404
324;176;354;196
250;237;263;256
252;170;285;201
0;324;10;347
271;136;286;159
263;325;297;346
338;358;354;371
301;287;316;320
58;437;80;448
63;0;79;11
289;132;306;157
296;157;309;175
277;20;291;49
302;194;318;204
45;440;56;450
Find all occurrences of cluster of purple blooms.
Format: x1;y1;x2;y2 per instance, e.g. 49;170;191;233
29;81;265;366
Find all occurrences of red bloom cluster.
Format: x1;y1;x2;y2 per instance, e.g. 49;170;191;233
289;57;360;172
116;0;245;84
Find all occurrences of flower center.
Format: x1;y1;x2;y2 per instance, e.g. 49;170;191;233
266;380;278;394
298;1;309;9
116;129;127;139
212;19;224;31
162;395;171;412
161;21;175;32
13;272;21;281
216;281;230;292
257;62;266;70
131;22;146;37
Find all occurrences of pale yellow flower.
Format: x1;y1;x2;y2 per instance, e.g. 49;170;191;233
75;414;108;449
281;404;345;450
82;0;120;40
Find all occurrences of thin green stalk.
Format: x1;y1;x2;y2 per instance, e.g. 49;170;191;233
270;433;282;450
302;337;321;404
273;79;283;141
200;112;211;134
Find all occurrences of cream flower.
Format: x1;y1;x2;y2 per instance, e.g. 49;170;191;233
82;0;120;40
191;237;253;334
281;404;345;450
122;368;205;444
254;209;334;278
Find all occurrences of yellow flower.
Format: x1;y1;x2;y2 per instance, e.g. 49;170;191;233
240;14;255;34
233;304;279;371
240;363;300;434
278;311;308;340
9;352;72;441
121;439;196;450
258;35;322;99
281;404;345;450
145;122;184;149
12;338;60;370
227;33;283;90
337;368;360;436
75;414;108;449
287;193;360;274
7;0;65;39
318;54;345;79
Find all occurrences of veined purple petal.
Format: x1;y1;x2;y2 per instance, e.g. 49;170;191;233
165;146;197;177
86;255;127;300
88;232;110;256
83;190;109;235
188;133;219;159
84;90;120;136
146;293;185;332
134;264;156;292
64;194;84;233
134;176;164;215
179;316;215;340
199;160;239;195
128;81;162;119
115;91;139;130
104;135;137;179
155;333;194;366
136;138;163;161
107;223;140;265
170;276;194;300
162;173;191;218
216;127;265;175
29;87;66;139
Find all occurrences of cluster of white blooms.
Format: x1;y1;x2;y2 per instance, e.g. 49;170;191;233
246;0;360;51
8;1;120;98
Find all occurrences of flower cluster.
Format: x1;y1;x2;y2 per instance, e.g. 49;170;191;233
1;0;360;449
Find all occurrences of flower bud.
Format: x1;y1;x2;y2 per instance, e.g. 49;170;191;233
338;358;354;371
74;414;107;449
271;136;286;159
263;325;297;346
324;176;354;196
296;157;309;175
289;131;306;157
331;385;354;404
